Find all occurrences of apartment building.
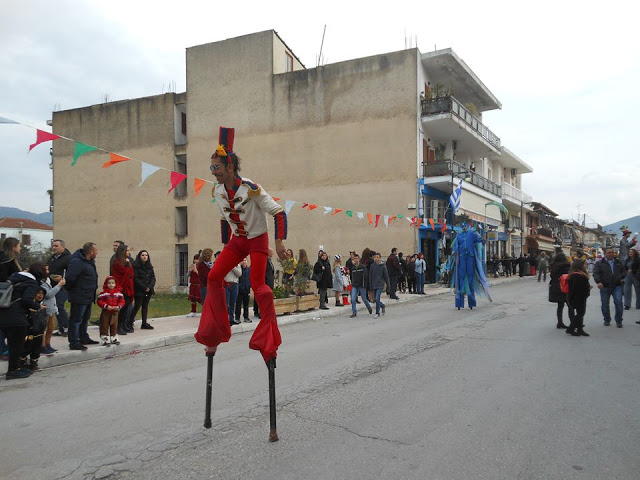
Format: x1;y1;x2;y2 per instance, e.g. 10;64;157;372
51;30;532;289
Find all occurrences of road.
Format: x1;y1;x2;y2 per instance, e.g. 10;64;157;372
1;278;639;480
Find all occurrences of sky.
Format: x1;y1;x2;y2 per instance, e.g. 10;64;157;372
1;0;638;227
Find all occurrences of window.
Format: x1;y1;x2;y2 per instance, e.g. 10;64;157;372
174;155;187;198
21;234;31;246
181;112;187;135
0;233;6;240
285;52;294;72
175;207;188;236
175;244;189;286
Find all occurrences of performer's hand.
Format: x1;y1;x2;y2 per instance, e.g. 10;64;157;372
275;239;288;260
205;345;217;355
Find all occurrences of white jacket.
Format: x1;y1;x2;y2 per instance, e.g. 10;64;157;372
214;177;284;240
224;265;242;284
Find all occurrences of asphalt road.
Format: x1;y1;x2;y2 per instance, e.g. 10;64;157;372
1;278;639;480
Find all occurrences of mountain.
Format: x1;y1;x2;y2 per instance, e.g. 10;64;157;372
603;215;640;236
0;206;53;226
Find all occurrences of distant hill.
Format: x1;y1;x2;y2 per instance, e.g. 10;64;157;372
0;206;52;226
604;215;640;236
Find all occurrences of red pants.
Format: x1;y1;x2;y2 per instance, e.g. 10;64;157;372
194;233;281;363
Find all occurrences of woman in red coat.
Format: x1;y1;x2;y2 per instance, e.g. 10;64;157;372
111;243;134;335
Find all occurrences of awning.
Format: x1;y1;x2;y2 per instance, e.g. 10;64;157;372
526;236;556;252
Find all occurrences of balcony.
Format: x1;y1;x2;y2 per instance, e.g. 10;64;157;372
501;182;533;208
421;95;501;153
422;160;502;198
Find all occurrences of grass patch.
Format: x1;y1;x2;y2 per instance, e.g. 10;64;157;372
88;293;199;325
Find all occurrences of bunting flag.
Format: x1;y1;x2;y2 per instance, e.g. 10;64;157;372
139;162;161;186
441;219;447;233
383;215;389;227
397;214;404;219
485;200;508;213
301;203;309;209
331;208;343;216
193;178;206;196
323;206;332;215
367;213;373;225
285;200;295;214
308;204;318;211
71;142;98;166
389;216;396;223
429;218;435;230
409;217;416;226
346;210;353;218
416;218;423;227
168;171;188;194
273;197;280;202
0;116;19;124
374;214;381;228
357;212;364;220
29;129;61;152
102;152;130;168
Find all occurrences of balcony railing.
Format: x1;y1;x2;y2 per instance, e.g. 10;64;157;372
422;160;502;197
420;95;501;149
501;182;533;204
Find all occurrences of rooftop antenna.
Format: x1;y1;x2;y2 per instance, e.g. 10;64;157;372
317;25;327;67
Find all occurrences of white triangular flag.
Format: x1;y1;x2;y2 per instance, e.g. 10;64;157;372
357;212;364;220
323;206;332;215
139;162;161;186
285;200;295;214
384;215;389;227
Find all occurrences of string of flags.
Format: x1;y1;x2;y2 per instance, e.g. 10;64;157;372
1;116;449;231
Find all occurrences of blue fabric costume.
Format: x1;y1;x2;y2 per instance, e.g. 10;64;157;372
447;225;492;309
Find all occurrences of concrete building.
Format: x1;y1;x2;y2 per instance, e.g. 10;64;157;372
50;30;532;290
0;218;53;252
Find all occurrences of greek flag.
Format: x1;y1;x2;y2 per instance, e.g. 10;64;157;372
449;179;463;213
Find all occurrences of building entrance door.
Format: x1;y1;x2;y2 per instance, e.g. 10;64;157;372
421;238;437;284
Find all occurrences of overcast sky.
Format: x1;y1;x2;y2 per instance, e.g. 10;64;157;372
1;0;638;227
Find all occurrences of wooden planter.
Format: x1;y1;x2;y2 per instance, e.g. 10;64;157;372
296;294;320;312
273;297;297;315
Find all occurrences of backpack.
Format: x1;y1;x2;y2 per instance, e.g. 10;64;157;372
0;281;15;308
559;274;569;294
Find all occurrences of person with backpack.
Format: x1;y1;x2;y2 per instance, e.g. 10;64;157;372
566;258;592;337
0;237;23;361
548;252;572;329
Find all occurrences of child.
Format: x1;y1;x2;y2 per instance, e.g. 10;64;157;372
187;253;201;317
97;276;125;346
566;258;592;337
40;269;66;355
23;287;47;371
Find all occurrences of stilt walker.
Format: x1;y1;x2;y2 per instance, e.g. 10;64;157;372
195;127;287;441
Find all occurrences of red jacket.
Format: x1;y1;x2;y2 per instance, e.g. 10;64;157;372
111;260;134;297
97;276;126;310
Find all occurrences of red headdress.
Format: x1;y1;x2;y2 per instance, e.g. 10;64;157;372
214;127;235;165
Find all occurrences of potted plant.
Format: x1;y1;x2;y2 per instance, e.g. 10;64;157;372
272;285;297;315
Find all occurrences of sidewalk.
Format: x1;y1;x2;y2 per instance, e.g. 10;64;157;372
41;275;526;369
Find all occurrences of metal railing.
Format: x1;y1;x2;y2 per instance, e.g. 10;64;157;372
420;96;501;149
501;182;533;204
422;160;502;197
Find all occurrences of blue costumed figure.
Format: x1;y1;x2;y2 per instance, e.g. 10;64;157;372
447;223;492;309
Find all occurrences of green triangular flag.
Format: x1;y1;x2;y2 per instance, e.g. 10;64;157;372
71;142;98;166
346;210;353;217
397;214;404;219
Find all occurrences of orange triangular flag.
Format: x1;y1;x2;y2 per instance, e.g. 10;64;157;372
193;178;206;196
102;152;130;168
429;218;435;229
331;208;343;216
416;218;423;227
273;197;280;202
367;213;373;225
389;216;396;224
308;204;318;211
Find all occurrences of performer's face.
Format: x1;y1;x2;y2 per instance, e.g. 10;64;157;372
210;157;234;184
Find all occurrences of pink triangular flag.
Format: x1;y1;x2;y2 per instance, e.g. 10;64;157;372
168;171;187;194
29;129;61;152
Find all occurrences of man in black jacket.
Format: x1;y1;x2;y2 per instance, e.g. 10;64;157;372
385;248;401;300
254;249;275;319
65;242;99;350
593;248;626;327
47;239;72;336
349;254;372;317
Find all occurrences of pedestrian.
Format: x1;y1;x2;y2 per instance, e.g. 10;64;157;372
369;252;389;318
593;247;626;327
47;238;72;336
197;248;214;304
65;242;99;350
623;248;640;310
361;247;375;301
0;237;23;361
39;265;66;355
225;262;242;325
385;248;401;299
332;255;345;307
348;254;372;318
186;252;201;317
1;261;47;379
537;252;549;282
293;249;312;296
96;276;125;346
406;255;416;293
398;252;407;293
415;252;427;295
253;249;275;319
109;240;124;275
619;229;637;266
111;243;135;334
548;252;572;329
235;257;251;323
281;248;297;293
194;127;288;362
130;250;156;330
23;285;48;371
313;251;332;310
566;258;592;337
502;254;511;277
